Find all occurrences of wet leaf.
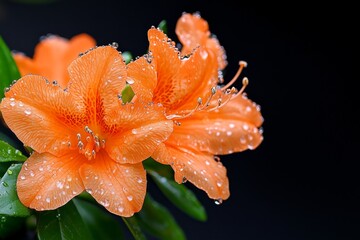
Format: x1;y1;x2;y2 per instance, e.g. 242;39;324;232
122;216;146;240
0;140;27;162
73;198;124;240
135;194;185;240
37;200;93;240
0;36;20;99
0;164;31;217
148;170;207;221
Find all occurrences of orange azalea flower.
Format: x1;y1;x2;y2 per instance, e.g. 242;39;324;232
13;33;96;88
0;46;173;216
129;22;263;201
175;12;227;71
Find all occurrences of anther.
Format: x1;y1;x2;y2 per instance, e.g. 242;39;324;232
234;77;249;98
220;60;247;91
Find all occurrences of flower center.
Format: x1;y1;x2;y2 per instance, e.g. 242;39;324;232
76;126;105;160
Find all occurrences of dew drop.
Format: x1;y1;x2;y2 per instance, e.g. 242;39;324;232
226;131;232;136
20;175;26;180
9;101;16;107
0;216;7;223
46;197;51;203
205;160;210;166
56;181;64;189
2;182;8;187
217;181;222;187
229;123;235;128
7;169;13;175
182;177;188;183
126;78;135;84
103;199;110;207
214;199;223;205
24;109;32;115
127;195;133;201
118;206;124;213
111;42;119;49
131;129;138;134
137;178;143;184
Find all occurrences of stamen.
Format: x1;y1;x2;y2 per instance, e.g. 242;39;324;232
166;98;202;120
220;61;247;91
201;87;217;108
233;77;249;98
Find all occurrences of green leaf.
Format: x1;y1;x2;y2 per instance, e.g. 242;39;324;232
73;198;124;240
148;170;207;222
0;140;27;162
121;85;135;104
0;163;31;217
143;158;173;179
158;20;168;34
135;194;186;240
122;51;133;64
0;162;12;177
0;215;26;239
122;216;146;240
0;36;21;99
37;200;93;240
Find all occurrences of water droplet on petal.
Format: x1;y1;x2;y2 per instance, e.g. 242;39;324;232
215;199;223;205
24;109;32;115
126;78;135;84
118;206;124;213
131;129;138;134
46;197;51;203
127;195;133;201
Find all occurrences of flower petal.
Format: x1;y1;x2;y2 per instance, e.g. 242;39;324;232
152;144;229;200
33;35;69;85
164;95;264;155
65;33;96;63
176;13;227;70
0;75;85;155
17;152;85;211
175;13;209;54
127;56;157;102
13;54;40;76
104;101;173;164
148;28;217;111
67;46;127;122
79;152;146;217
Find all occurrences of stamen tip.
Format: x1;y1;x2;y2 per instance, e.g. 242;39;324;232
242;77;249;86
239;60;248;67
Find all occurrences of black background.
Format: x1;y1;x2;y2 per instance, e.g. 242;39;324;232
0;0;358;239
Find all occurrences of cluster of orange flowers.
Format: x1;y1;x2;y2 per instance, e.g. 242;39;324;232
0;13;263;217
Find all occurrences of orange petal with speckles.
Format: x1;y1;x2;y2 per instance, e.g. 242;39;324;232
104;101;173;164
152;144;229;200
165;95;264;155
148;28;217;111
0;75;84;156
17;152;85;211
176;13;227;70
67;46;127;119
127;56;158;102
80;151;146;217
